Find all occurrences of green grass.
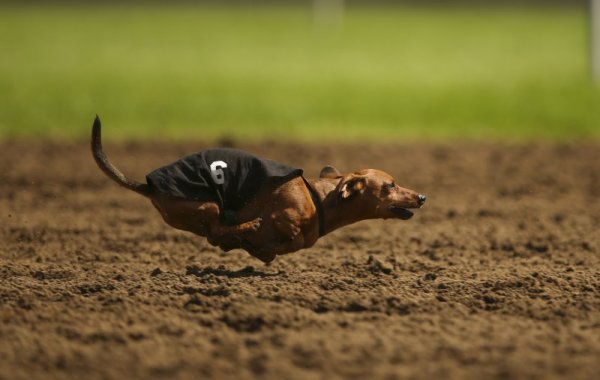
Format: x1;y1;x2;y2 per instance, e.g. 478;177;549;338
0;5;598;141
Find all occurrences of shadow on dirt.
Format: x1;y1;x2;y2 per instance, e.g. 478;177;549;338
185;264;280;278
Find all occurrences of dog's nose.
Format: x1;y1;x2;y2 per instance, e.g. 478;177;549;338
417;194;427;205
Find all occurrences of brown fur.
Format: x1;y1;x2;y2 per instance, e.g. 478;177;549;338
91;117;426;263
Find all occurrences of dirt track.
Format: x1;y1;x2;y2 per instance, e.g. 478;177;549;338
1;140;599;379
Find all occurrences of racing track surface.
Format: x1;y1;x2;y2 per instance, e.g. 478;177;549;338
1;140;599;379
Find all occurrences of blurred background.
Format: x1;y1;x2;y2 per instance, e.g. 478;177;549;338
0;0;598;141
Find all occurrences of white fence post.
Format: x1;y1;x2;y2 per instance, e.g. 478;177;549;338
313;0;345;26
592;0;600;81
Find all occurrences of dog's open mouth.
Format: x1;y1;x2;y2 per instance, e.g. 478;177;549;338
389;205;414;220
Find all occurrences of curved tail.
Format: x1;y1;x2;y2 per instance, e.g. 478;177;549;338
91;115;151;197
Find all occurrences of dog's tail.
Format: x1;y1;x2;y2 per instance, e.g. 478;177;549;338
91;115;151;197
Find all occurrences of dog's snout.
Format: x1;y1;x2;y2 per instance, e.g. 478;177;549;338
417;194;427;206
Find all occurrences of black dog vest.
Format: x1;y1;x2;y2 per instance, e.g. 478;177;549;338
146;148;303;212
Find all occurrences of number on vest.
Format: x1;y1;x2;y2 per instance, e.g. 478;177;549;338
209;161;228;185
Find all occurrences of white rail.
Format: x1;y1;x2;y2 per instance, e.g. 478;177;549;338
592;0;600;81
313;0;345;26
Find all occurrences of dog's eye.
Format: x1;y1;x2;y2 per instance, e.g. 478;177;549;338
384;182;395;190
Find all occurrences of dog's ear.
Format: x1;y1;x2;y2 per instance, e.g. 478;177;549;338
320;165;341;179
339;176;366;199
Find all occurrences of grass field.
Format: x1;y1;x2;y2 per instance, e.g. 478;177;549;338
0;4;598;141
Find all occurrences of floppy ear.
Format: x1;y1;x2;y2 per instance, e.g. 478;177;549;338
339;177;366;199
320;165;341;179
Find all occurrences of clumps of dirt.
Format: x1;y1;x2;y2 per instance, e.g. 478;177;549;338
0;141;599;379
366;255;393;275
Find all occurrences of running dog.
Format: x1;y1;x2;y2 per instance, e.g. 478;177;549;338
91;116;426;263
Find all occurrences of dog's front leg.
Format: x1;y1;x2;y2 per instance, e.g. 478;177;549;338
197;203;261;238
253;234;305;263
205;221;260;252
271;208;303;241
210;218;262;237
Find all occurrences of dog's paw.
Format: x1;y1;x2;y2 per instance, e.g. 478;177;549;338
247;217;262;232
252;249;276;264
289;224;301;239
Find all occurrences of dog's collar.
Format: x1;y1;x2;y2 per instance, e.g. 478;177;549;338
302;177;326;237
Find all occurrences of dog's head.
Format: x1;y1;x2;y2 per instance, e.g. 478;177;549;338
321;166;426;220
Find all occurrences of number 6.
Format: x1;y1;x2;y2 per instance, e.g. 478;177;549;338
210;161;228;185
